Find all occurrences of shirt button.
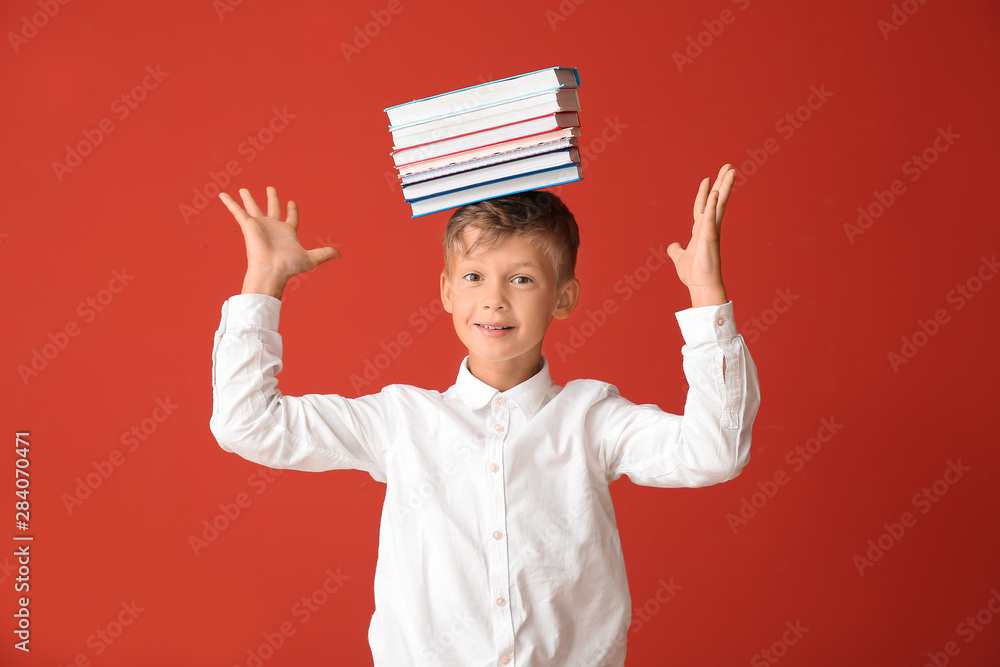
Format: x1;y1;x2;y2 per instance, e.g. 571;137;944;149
496;396;507;406
494;424;504;432
496;597;506;606
716;316;726;326
490;463;500;473
500;656;511;665
493;530;503;540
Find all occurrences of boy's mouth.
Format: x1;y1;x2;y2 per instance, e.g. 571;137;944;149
475;322;515;336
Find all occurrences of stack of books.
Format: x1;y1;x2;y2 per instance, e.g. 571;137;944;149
383;67;583;217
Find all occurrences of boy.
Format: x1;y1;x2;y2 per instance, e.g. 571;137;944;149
211;163;759;666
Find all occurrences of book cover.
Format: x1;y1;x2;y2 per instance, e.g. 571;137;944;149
384;66;580;127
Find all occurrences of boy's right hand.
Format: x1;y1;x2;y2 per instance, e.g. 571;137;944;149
219;186;340;299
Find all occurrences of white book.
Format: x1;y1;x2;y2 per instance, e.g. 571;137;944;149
397;128;582;176
401;137;579;185
390;89;581;149
391;113;579;167
384;67;580;127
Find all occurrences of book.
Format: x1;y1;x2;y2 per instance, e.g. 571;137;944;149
389;89;581;149
408;164;583;218
384;66;580;127
397;128;582;177
390;112;580;167
383;67;584;217
402;148;581;201
400;136;579;185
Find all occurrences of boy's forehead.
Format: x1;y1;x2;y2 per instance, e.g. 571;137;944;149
454;229;549;265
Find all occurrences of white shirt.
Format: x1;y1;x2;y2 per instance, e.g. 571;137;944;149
210;294;760;666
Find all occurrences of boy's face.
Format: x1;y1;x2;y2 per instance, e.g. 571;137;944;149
440;229;579;384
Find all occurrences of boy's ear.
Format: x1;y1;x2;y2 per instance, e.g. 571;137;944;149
552;278;580;320
440;271;454;313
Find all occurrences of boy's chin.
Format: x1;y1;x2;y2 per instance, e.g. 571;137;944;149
466;348;544;367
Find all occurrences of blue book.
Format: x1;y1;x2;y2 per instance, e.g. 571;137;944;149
407;164;583;218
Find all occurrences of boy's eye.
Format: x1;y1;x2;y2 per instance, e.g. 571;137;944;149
512;276;533;284
462;273;482;282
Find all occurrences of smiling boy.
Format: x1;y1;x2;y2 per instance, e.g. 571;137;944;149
211;164;760;665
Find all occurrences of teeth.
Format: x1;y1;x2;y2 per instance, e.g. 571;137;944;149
481;325;511;330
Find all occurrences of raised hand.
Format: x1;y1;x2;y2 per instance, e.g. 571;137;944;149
666;164;735;308
219;186;340;299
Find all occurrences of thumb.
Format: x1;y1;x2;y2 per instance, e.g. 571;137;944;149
666;242;684;267
308;246;341;266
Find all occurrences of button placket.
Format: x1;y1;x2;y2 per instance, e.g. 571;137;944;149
487;395;515;660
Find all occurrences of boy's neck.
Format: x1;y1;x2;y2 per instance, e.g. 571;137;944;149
466;351;544;393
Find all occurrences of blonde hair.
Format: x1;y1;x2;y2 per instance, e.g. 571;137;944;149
443;191;580;286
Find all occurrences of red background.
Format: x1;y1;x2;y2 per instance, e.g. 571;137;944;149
3;0;999;665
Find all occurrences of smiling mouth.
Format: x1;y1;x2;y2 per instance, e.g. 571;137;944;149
476;324;515;330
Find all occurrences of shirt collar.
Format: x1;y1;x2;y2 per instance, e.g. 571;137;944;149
453;356;555;420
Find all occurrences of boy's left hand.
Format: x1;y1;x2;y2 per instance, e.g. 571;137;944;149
667;163;735;308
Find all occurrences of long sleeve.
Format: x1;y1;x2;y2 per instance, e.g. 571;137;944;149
209;294;392;482
588;301;760;488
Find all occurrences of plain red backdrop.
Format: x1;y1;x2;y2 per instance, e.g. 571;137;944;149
3;0;999;665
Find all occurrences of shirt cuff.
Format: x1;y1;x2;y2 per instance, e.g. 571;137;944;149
220;293;282;331
674;301;737;344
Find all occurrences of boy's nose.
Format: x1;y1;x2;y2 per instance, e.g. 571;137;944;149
481;284;508;310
